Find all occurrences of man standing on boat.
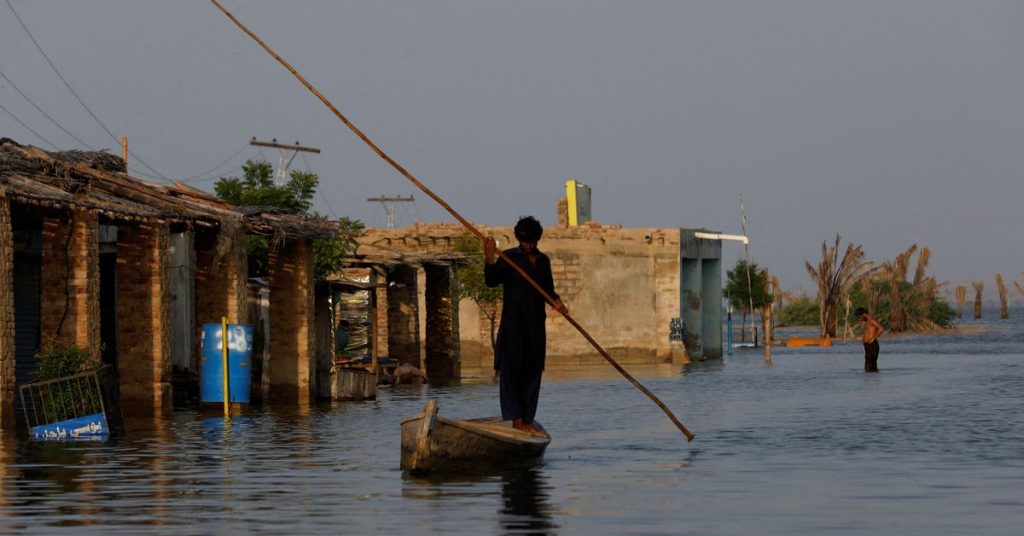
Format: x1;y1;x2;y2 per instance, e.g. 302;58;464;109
855;307;884;372
484;216;567;434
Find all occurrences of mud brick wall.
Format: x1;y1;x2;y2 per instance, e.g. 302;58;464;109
386;264;420;367
267;239;314;404
374;284;388;358
361;222;686;367
0;195;14;427
424;264;460;382
40;210;100;356
194;229;249;327
116;222;173;417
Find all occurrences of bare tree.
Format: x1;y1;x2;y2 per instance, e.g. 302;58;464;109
805;235;876;337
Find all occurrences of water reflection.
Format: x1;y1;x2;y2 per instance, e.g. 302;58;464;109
498;467;557;535
401;465;557;535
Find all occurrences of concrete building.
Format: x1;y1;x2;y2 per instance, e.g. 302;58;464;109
356;221;726;373
0;140;336;431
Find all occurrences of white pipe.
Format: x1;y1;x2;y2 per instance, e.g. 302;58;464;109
693;231;749;245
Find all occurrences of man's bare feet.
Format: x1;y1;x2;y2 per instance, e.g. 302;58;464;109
512;418;528;431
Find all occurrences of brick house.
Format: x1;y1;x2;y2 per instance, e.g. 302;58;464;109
0;139;337;431
357;221;726;372
334;248;468;385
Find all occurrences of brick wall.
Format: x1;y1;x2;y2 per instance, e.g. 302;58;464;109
194;229;249;327
267;239;314;404
40;210;100;356
374;283;388;358
362;222;686;367
0;195;14;427
386;264;420;367
424;264;460;382
116;222;172;417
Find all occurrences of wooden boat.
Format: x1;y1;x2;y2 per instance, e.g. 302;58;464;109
400;400;551;474
785;334;832;348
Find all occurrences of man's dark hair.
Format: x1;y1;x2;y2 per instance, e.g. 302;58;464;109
854;307;868;316
514;216;543;242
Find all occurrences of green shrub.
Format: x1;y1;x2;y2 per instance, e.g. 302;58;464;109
779;296;820;326
33;341;98;382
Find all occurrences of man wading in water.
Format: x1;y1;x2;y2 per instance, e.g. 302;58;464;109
856;307;884;372
484;216;567;434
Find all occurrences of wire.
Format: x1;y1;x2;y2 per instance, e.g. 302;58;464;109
177;142;249;181
318;190;338;218
0;101;59;149
177;165;242;185
299;151;339;218
5;0;168;179
0;68;90;147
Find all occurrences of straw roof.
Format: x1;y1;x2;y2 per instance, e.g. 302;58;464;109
0;138;338;240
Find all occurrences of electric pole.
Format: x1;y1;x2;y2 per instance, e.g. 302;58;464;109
367;195;415;228
250;137;321;185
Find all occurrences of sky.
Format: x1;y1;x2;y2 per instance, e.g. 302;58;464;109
1;1;1022;297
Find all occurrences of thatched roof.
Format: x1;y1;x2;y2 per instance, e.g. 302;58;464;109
0;139;338;240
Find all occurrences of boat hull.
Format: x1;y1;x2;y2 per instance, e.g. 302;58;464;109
400;414;550;473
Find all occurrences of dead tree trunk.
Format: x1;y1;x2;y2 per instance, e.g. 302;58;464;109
972;281;985;319
995;274;1008;319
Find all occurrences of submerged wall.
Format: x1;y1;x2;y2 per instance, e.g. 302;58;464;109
360;222;692;370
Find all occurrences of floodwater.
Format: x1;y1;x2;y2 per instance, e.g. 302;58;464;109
2;310;1023;535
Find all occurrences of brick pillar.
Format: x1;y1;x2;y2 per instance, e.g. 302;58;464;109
40;209;100;356
424;264;460;383
194;228;248;327
373;273;389;358
313;285;333;401
267;239;314;404
0;196;14;428
116;222;172;417
386;264;420;367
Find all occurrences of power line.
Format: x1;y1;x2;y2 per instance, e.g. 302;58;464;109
0;101;58;149
299;150;338;218
177;165;243;185
177;142;250;181
0;68;89;147
4;0;168;179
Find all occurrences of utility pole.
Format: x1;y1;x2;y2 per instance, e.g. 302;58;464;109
367;195;415;228
250;137;321;185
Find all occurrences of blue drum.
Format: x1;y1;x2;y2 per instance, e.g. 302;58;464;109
200;323;253;404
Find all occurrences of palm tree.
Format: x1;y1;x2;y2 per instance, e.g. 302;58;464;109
805;235;876;337
954;285;967;318
860;245;948;332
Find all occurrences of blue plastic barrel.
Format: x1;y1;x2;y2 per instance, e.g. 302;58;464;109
200;323;253;404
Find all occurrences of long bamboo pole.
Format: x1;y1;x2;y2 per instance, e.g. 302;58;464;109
210;0;693;442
